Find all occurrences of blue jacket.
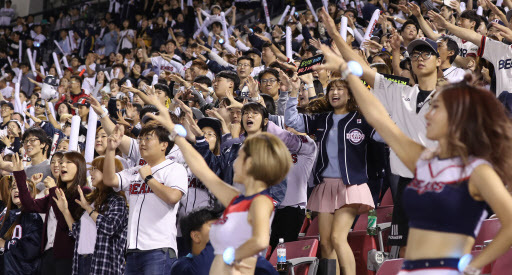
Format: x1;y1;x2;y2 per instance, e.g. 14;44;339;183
0;209;43;275
285;98;376;186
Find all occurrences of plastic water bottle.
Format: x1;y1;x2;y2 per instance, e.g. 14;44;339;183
367;209;377;235
276;238;288;272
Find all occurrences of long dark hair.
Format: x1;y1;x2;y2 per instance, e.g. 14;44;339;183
0;178;36;240
57;151;88;220
86;157;126;214
439;75;512;188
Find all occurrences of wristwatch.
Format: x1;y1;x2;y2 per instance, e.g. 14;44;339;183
144;175;154;184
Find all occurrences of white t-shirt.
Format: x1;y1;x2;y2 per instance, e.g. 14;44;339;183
115;159;188;252
373;73;437;178
77;204;97;255
443;66;466;83
44;207;58;251
119;29;135;49
478;36;512;97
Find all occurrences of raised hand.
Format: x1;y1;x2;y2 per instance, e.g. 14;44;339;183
31;173;44;184
299;73;314;86
407;2;422;17
12;153;23;172
428;10;449;29
107;125;124;151
43;176;56;189
52;188;69;213
389;31;403;52
246;76;259;98
87;96;105;116
74;186;91;211
314;44;347;73
318;7;337;37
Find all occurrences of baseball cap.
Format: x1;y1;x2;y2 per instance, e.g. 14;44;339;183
244;48;262;58
407;38;439;56
197;117;222;140
0;101;14;110
73;98;91;108
488;19;506;29
43;75;59;87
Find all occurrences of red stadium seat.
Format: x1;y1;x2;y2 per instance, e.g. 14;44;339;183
474;219;501;250
265;245;272;260
298;216;312;236
376;258;404;275
269;239;319;275
349;207;394;275
379;189;394;207
491;247;512;275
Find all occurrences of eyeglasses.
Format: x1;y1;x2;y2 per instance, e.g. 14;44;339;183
410;51;434;61
24;138;40;145
261;78;278;85
237;63;251;68
203;131;217;138
137;134;156;144
35;103;44;108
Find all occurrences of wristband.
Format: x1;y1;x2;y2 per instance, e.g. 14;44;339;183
169;124;187;141
99;112;108;119
251;95;260;102
223;247;236;265
458;254;473;272
89;210;95;216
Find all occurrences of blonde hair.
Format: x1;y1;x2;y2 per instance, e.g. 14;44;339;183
242;133;292;187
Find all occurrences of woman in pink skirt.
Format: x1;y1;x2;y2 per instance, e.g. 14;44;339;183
285;77;376;275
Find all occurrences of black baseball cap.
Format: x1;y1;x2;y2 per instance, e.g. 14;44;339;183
197;117;222;140
244;48;262;58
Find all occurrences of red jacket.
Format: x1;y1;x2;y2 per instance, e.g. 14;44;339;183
55;89;89;115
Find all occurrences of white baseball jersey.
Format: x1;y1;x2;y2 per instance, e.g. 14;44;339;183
446;35;478;57
115;159;188;252
150;56;185;76
443;66;466;83
478;36;512;97
126;137;187;167
373;73;437;178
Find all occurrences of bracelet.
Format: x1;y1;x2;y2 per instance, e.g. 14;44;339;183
463;266;481;275
99;112;108;119
89;210;95;216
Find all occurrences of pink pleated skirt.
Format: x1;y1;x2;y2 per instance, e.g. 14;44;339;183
307;178;375;214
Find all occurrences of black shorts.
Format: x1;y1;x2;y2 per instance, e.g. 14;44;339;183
387;176;413;247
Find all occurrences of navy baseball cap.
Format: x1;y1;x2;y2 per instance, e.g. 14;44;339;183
488;19;506;29
407;38;439;56
73;98;90;108
0;101;14;110
244;48;262;58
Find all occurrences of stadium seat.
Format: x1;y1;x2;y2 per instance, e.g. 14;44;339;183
491;247;512;275
269;239;319;275
349;206;394;275
265;245;272;260
474;219;501;250
297;217;320;241
376;258;404;275
379;189;394;207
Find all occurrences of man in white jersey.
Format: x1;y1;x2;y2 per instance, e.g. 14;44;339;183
429;11;512;97
410;4;480;68
141;39;184;76
103;123;188;275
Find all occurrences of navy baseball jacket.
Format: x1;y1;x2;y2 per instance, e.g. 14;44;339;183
285;97;376;186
